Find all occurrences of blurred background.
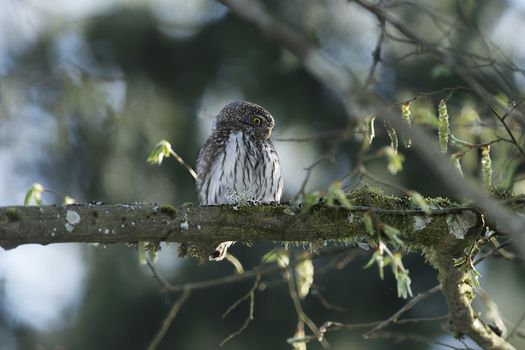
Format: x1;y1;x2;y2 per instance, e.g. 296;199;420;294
0;0;524;349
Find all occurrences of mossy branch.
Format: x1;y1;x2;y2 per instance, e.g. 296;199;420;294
0;189;519;349
435;256;516;350
0;192;483;251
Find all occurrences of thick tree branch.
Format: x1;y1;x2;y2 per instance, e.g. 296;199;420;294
0;193;484;250
435;255;515;350
0;189;519;349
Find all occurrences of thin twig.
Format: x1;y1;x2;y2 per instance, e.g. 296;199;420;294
291;315;448;344
147;259;175;291
327;314;448;333
220;275;261;346
163;266;276;293
287;265;330;348
374;331;476;350
391;86;473;106
508;311;525;340
146;288;191;350
364;14;386;88
311;285;347;312
292;123;355;200
363;284;442;338
222;275;260;319
162;248;355;293
274;129;347;142
485;104;525;158
473;241;513;265
169;149;198;180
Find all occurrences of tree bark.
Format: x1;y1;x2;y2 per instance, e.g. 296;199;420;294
0;194;484;250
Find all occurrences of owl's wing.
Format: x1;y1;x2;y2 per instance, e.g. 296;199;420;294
260;142;283;202
196;137;217;205
197;131;240;205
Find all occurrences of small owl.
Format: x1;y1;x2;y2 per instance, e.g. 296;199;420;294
197;101;283;260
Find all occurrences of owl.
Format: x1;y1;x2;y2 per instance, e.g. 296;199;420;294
196;101;283;260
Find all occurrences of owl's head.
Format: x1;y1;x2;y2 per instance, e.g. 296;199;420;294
215;101;276;140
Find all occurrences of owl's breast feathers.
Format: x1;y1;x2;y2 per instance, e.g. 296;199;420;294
197;130;283;205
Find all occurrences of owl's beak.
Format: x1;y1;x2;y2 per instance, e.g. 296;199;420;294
264;127;272;139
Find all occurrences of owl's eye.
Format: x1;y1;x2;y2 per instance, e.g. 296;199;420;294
251;116;262;125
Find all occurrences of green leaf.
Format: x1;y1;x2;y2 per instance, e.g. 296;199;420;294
365;249;412;298
24;183;44;205
325;181;352;209
384;146;405;175
146;139;173;165
295;252;314;299
395;268;413;299
301;191;322;213
453;257;466;269
470;266;481;288
382;224;403;247
438;99;450;154
391;252;413;299
364;249;388;280
408;191;430;215
63;196;76;205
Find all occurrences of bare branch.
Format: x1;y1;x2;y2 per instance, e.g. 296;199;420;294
311;285;347;312
374;331;475;350
363;284;442;338
220;275;260;346
364;14;386;88
435;253;516;350
147;259;176;291
290;315;449;345
287;265;329;349
508;311;525;340
0;197;490;250
146;288;191;350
